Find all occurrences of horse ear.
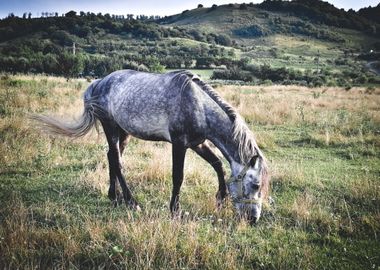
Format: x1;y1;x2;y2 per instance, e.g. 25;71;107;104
249;155;259;168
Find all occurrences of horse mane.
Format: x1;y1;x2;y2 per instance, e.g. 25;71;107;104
170;70;270;198
170;70;258;163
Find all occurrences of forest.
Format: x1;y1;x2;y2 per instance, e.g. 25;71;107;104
0;0;379;87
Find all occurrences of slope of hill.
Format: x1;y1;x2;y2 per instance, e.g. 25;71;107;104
160;1;378;40
0;0;379;86
160;1;380;86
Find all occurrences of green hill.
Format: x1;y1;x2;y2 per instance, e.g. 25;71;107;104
160;1;378;41
0;0;379;86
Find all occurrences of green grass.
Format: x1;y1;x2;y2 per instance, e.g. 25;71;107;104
0;75;379;269
240;34;359;74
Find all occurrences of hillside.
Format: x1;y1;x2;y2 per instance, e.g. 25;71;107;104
0;0;379;86
160;1;378;41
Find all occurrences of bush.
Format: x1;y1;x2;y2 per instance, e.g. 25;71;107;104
215;34;232;46
211;66;253;81
240;3;248;10
262;79;273;85
58;52;84;78
208;4;218;12
233;25;268;37
122;60;140;71
146;57;165;73
196;57;215;68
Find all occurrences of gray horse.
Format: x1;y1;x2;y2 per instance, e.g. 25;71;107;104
34;70;269;224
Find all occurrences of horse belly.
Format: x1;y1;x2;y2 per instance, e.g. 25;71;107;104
117;113;172;142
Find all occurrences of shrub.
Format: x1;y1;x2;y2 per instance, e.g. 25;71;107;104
240;3;248;10
211;66;253;81
122;61;140;70
215;34;232;46
146;57;165;73
233;25;267;37
58;52;84;78
209;4;218;12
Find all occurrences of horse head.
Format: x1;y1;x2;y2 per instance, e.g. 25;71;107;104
227;154;267;224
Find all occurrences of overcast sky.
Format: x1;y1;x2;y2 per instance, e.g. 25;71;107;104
1;0;379;19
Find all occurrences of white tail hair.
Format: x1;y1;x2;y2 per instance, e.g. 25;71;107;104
30;100;99;138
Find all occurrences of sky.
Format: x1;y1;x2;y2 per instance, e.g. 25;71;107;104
0;0;379;19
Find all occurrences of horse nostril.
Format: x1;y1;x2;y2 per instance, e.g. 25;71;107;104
246;211;259;225
249;216;258;225
251;183;260;190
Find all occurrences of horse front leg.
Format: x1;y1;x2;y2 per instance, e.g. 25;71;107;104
192;142;227;209
170;142;187;215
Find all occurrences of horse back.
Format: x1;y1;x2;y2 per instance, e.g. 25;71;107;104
86;70;209;145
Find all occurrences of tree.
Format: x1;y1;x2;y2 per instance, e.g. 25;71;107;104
196;57;214;68
43;54;59;74
197;4;204;8
215;34;232;46
183;58;193;68
240;3;248;10
58;52;84;78
146;57;165;73
65;10;77;17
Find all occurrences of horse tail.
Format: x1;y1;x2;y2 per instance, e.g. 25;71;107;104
31;80;103;138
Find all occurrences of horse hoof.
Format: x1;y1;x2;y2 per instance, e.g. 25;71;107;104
110;193;123;207
216;191;227;210
126;199;141;211
171;210;181;220
216;200;224;210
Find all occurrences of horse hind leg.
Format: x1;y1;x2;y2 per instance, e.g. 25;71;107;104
102;121;139;209
111;128;130;206
192;142;227;209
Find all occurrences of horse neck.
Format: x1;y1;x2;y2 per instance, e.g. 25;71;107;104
206;114;244;174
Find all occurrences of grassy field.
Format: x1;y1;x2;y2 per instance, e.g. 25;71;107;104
0;74;379;269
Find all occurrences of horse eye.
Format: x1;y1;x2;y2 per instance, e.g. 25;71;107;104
251;183;260;190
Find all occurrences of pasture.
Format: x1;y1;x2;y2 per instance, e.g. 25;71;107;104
0;74;379;269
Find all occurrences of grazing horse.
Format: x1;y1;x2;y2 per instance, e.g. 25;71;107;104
33;70;269;223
